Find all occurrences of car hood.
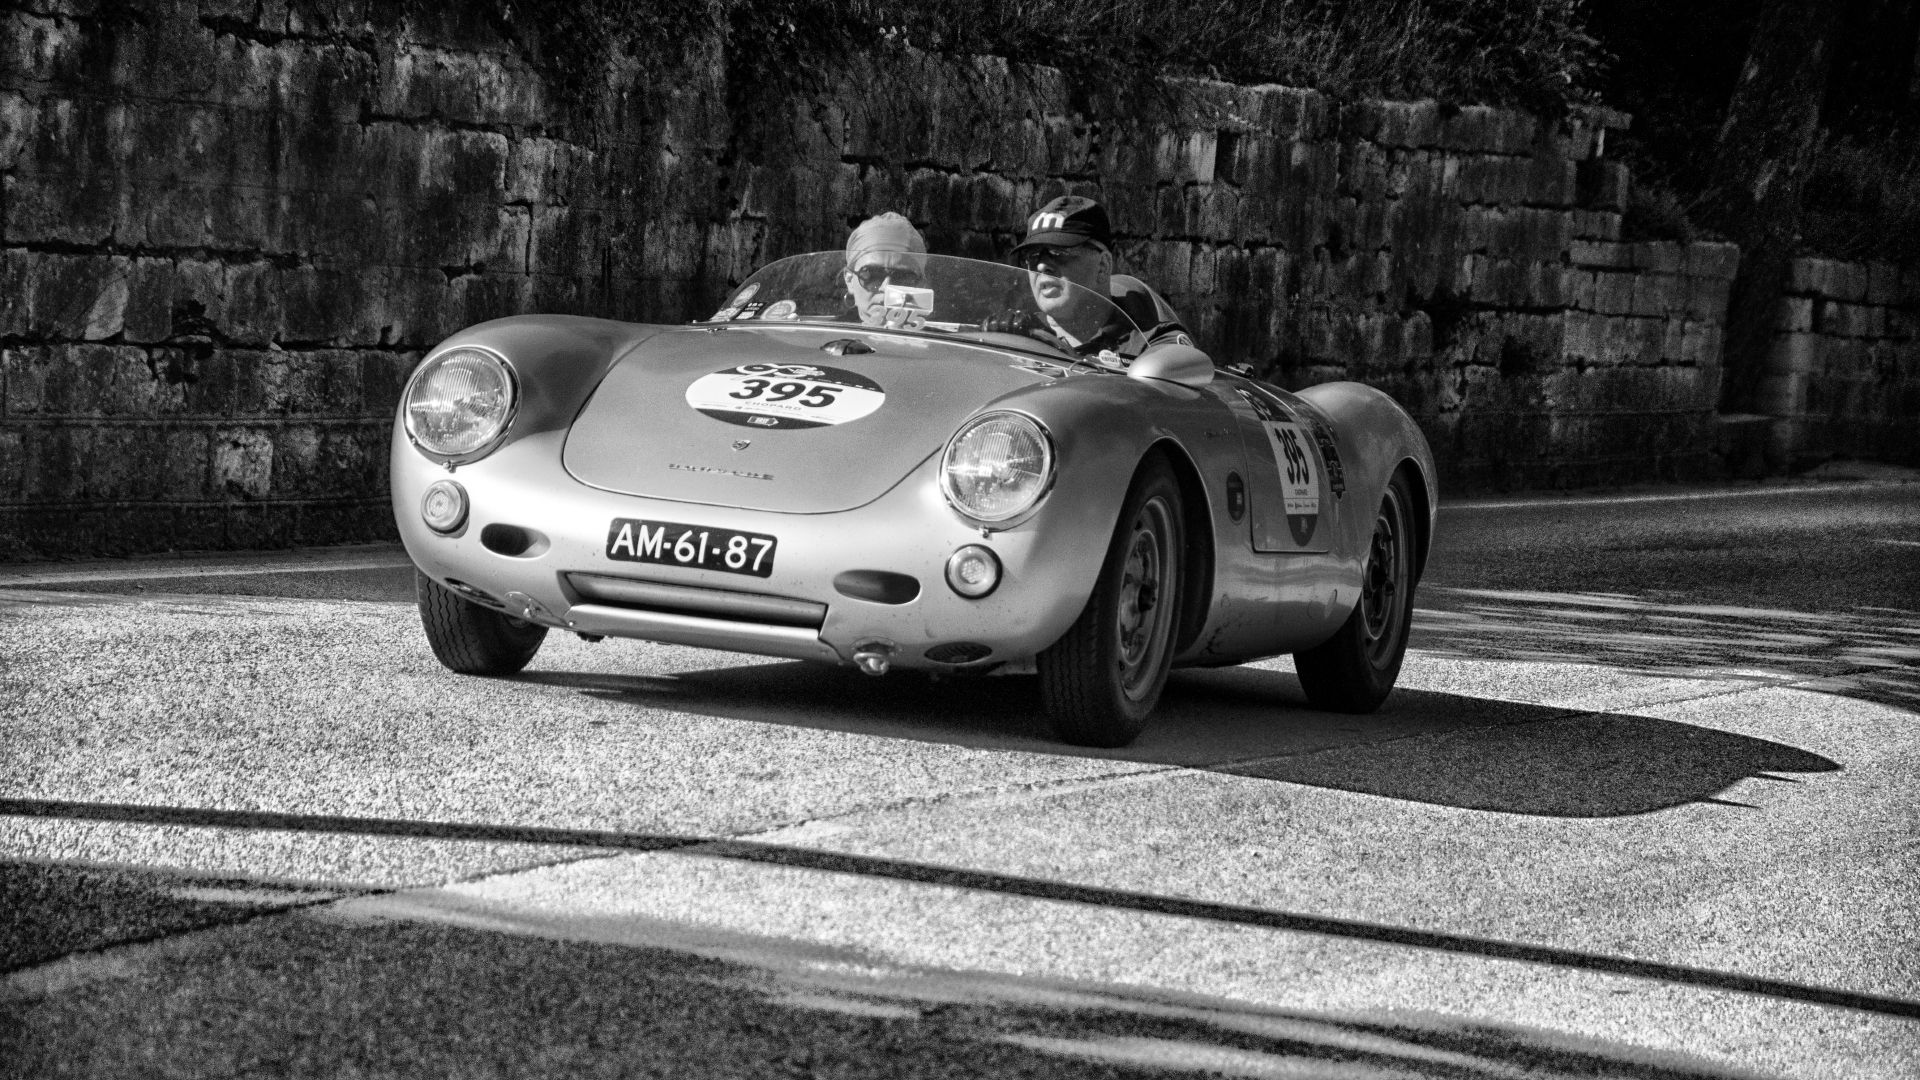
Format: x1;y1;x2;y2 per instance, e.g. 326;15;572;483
562;325;1056;513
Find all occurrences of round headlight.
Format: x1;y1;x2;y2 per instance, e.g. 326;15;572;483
941;412;1054;523
404;347;516;458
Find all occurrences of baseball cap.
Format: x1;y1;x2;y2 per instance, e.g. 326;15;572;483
1012;196;1112;255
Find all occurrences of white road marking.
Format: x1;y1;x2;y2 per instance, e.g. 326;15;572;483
0;555;412;587
1447;481;1913;511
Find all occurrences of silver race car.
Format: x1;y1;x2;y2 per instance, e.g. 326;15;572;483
392;252;1437;747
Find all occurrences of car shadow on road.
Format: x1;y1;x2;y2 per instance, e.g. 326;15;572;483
521;663;1837;818
1412;587;1920;713
0;856;1845;1079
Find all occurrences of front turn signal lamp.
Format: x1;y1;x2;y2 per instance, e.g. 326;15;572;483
403;346;518;460
421;479;468;533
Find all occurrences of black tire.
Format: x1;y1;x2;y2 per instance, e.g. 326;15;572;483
415;570;547;675
1039;457;1184;747
1294;469;1417;712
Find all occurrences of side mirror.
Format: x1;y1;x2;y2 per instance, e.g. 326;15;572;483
1128;342;1214;388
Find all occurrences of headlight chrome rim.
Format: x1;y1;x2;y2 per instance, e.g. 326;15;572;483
402;345;519;462
939;411;1055;525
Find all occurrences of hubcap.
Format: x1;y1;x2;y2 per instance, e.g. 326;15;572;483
1359;486;1409;665
1114;496;1176;700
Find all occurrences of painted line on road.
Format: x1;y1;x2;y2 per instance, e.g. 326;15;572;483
0;556;414;587
6;796;1916;1021
1446;480;1913;511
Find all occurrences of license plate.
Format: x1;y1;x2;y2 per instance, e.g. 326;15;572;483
605;518;777;577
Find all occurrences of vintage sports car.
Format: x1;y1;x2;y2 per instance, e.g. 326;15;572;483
392;252;1437;747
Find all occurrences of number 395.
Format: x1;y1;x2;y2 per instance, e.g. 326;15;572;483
729;379;840;408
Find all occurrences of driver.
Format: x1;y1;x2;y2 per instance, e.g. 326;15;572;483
988;196;1192;358
842;212;930;327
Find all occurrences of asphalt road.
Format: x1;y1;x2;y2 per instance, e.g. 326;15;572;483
1;471;1916;1078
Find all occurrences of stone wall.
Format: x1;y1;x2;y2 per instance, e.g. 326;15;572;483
1757;257;1920;468
0;0;1820;558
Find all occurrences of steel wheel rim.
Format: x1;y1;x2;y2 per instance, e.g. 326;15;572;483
1114;495;1177;701
1358;485;1409;666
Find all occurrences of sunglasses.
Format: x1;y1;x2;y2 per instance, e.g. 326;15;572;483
851;264;924;289
1015;245;1096;271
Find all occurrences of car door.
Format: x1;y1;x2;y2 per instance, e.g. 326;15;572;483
1206;375;1344;553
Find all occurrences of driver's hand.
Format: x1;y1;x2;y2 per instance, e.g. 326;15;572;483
983;310;1066;349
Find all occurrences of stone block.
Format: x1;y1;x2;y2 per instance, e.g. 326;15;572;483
1631;274;1676;317
1581;160;1630;212
1455;156;1493;205
1377;100;1440;149
1815;301;1870;339
86;427;156;501
1686;276;1733;321
1572;210;1622;242
154;428;211;502
0;91;34;172
1570;239;1631;269
1527;154;1576;207
268;425;324;496
1788;257;1869;301
1754;372;1810;417
1438;105;1499;153
211;427;274;499
1500;157;1539;204
1631;242;1685;273
1340;141;1390;198
1766;331;1822;375
1346;197;1387;253
1045;114;1093;176
1685;242;1740;280
1561;310;1602;363
1190;246;1218;297
1594;271;1634;316
1679;320;1721;368
1866;261;1905;306
504;137;572;204
5;172;122;246
1183;130;1219;185
1774;296;1815;333
0;428;25;502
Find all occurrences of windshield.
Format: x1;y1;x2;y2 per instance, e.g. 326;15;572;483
697;252;1149;361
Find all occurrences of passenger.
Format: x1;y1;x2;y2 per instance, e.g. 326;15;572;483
987;195;1193;357
842;212;930;327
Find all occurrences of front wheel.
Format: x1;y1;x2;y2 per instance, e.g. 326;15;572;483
1038;457;1184;748
1293;470;1418;712
416;570;547;675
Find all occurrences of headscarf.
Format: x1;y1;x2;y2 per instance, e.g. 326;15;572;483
845;212;927;269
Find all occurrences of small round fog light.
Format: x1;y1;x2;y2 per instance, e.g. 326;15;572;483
421;479;468;533
945;544;1002;599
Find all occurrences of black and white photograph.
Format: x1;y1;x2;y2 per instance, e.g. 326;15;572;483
2;1;1915;1076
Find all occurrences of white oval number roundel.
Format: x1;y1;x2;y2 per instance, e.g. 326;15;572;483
685;363;885;430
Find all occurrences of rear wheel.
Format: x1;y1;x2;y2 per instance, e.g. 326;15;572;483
416;570;547;675
1294;470;1417;712
1039;457;1183;747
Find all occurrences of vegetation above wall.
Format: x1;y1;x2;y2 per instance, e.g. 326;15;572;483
486;0;1605;116
1590;0;1918;265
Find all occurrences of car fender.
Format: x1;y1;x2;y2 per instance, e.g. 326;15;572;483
1294;380;1438;576
981;375;1228;652
401;316;672;445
